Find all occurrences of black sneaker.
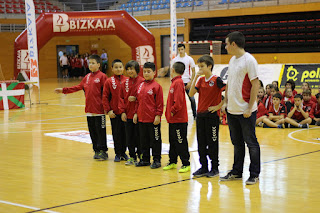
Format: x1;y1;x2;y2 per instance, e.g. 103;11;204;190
120;153;129;161
93;152;99;159
220;171;242;181
192;167;209;177
206;169;219;178
246;176;259;185
263;123;270;128
114;155;121;162
97;150;108;161
150;161;161;169
135;161;151;167
301;124;309;128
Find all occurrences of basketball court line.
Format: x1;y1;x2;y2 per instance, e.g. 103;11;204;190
288;127;320;145
26;149;320;213
0;200;60;213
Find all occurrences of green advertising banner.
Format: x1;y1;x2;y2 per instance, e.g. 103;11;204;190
279;64;320;89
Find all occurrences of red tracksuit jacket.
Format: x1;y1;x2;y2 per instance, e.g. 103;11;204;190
136;79;163;123
120;75;144;119
165;76;188;123
62;70;107;114
103;75;128;115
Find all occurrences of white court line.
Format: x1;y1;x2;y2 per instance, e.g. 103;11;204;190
0;127;89;134
0;200;60;213
288;127;320;145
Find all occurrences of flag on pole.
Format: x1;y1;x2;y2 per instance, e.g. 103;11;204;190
25;0;40;88
170;0;177;63
0;82;25;110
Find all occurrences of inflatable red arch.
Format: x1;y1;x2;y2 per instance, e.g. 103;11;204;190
14;10;156;78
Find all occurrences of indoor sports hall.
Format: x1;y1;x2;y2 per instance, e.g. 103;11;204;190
0;0;320;212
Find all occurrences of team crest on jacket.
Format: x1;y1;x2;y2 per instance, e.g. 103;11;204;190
94;78;100;83
111;77;117;89
170;88;174;94
147;89;153;95
209;80;215;87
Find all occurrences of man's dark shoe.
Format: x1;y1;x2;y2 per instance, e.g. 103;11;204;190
220;171;242;181
192;167;208;177
246;176;259;185
206;169;219;178
114;155;121;162
121;153;129;161
97;150;108;161
150;161;161;169
93;151;99;159
135;161;151;167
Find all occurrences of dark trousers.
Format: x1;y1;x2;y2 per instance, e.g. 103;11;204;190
184;83;197;118
196;115;220;170
87;115;108;152
168;123;190;166
227;110;261;177
139;122;162;162
125;119;140;159
110;115;126;155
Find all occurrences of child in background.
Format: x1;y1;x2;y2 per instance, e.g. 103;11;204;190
272;81;282;95
256;87;268;127
189;55;225;177
282;87;294;112
103;59;129;162
285;79;298;96
134;62;164;169
285;94;311;128
54;55;108;160
263;93;286;128
302;90;316;112
263;84;273;109
163;62;191;173
302;82;317;103
120;60;145;165
310;93;320;126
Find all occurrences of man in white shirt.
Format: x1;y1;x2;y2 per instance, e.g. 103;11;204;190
60;52;69;78
220;31;261;185
171;44;197;119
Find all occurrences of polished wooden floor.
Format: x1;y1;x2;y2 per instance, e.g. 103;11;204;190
0;78;319;213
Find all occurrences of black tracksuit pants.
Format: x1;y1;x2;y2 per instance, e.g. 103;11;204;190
110;114;126;156
125;119;140;159
196;114;220;171
168;123;190;166
87;115;108;152
139;122;162;162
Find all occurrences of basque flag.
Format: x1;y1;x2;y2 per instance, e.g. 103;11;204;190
0;82;25;110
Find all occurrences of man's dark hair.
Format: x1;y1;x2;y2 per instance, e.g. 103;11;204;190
125;60;140;74
177;43;185;49
172;62;185;75
268;84;274;90
226;31;245;49
89;54;101;64
197;55;214;71
112;59;123;67
273;93;282;100
143;62;155;71
285;79;296;90
294;94;303;100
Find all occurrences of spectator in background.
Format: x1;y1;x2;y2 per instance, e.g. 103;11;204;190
101;49;108;74
285;79;297;96
60;52;69;78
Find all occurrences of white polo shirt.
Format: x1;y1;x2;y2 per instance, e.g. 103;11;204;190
171;53;196;84
227;52;258;115
60;55;68;66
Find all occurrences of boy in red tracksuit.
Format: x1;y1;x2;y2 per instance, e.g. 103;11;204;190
285;94;312;128
103;59;128;162
134;62;164;169
120;60;145;165
310;93;320;126
262;93;286;128
54;55;108;160
163;62;190;173
189;55;225;178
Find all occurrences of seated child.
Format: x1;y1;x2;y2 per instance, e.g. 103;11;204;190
302;82;317;103
302;90;316;113
285;94;312;128
310;93;320;126
256;87;268;127
285;79;297;96
281;87;294;112
263;84;273;109
263;93;286;128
